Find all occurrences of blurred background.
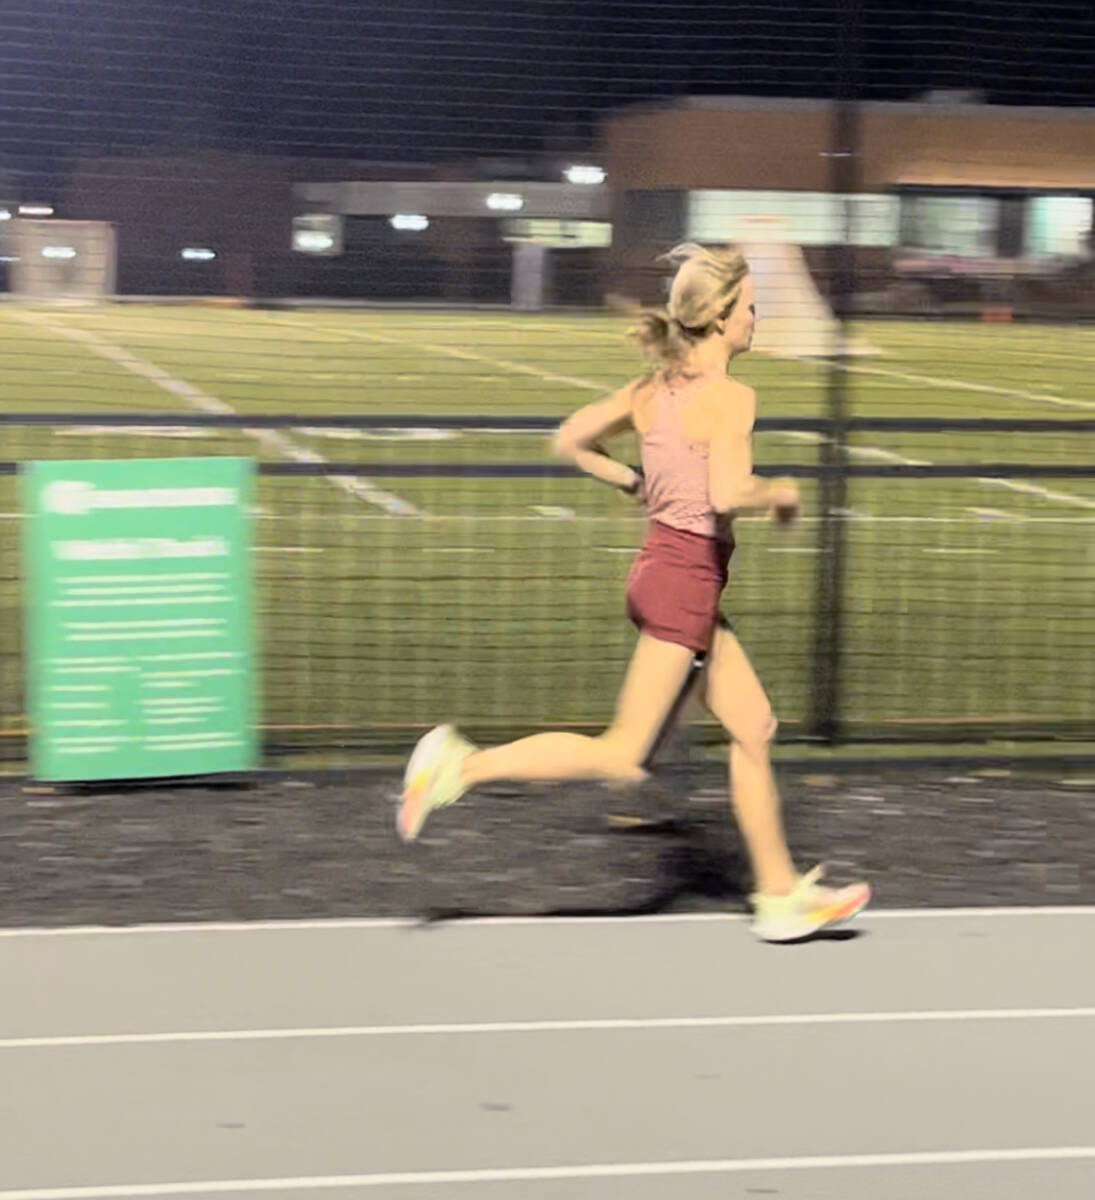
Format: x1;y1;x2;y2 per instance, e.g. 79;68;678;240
2;0;1094;772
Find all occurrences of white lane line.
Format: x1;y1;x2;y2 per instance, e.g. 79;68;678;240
4;1008;1093;1051
3;1147;1094;1198
6;311;420;518
1;906;1094;937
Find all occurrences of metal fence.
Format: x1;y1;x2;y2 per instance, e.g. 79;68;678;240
2;412;1092;767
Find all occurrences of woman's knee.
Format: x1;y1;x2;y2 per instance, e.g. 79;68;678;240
726;710;778;755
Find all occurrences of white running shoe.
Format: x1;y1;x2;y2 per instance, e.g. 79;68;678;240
397;725;476;843
750;866;871;943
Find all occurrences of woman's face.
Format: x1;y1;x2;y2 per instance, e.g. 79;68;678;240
723;274;756;357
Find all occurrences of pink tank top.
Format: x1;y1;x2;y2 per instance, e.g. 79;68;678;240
639;374;720;538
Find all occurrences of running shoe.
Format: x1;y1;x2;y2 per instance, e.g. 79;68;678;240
750;865;871;943
397;725;476;842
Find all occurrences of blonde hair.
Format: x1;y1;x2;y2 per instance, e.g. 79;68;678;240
630;243;750;368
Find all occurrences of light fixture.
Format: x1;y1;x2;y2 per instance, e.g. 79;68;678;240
0;209;11;221
486;193;524;212
564;165;605;186
294;230;336;251
19;204;54;217
41;246;77;260
181;248;216;261
390;214;429;232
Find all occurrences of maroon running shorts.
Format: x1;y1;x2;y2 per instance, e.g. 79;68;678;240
625;520;733;654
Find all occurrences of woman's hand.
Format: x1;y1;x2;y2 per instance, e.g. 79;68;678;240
769;477;800;525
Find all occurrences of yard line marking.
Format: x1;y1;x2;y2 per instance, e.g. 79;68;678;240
3;1008;1093;1052
273;316;610;393
967;507;1024;520
274;318;1093;510
515;320;1095;414
5;311;421;518
2;1147;1093;1197
792;426;1094;512
833;360;1095;413
978;478;1095;510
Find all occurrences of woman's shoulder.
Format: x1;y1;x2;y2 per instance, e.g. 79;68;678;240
698;377;756;427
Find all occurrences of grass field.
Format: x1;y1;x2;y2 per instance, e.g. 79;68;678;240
2;303;1094;763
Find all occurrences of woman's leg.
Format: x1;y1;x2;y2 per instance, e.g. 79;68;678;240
461;633;695;787
702;624;798;896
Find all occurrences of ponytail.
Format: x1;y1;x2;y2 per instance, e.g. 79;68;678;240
629;309;698;367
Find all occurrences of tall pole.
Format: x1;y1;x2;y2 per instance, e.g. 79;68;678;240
810;0;861;742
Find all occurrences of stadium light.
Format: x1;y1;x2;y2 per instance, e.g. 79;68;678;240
19;204;54;217
41;246;77;260
486;193;524;212
564;165;605;185
181;248;216;261
294;230;336;251
390;214;429;232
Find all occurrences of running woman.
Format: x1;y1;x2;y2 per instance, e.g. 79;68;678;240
398;243;870;942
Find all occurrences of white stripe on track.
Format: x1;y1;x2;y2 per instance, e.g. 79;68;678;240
1;906;1094;938
2;1147;1094;1198
7;311;420;518
4;1007;1093;1052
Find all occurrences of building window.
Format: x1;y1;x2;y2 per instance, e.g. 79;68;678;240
899;194;1000;258
1026;196;1092;259
688;191;899;248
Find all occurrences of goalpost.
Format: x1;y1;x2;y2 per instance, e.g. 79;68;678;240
5;219;117;301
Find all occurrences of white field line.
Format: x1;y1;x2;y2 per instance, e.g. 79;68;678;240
271;315;608;393
2;1148;1094;1198
7;311;420;518
513;318;1095;413
278;321;1095;515
12;311;1092;519
8;511;1095;526
782;430;1095;511
3;1008;1093;1052
489;318;1095;413
831;360;1095;413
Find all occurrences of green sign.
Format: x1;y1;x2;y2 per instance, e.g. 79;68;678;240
21;457;257;782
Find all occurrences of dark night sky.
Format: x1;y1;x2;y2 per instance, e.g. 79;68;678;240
2;0;1094;186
